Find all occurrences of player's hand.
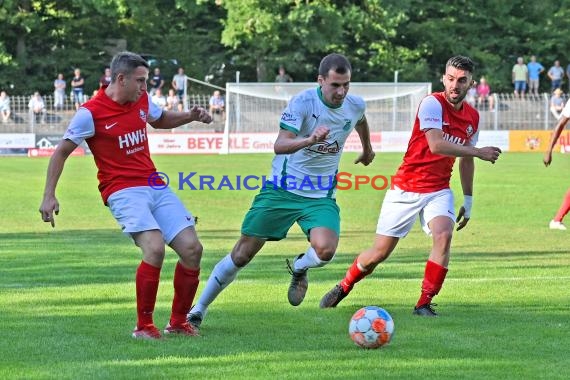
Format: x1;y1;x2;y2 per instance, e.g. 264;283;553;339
543;151;553;167
478;146;502;164
455;206;470;231
355;149;375;166
308;126;330;145
39;196;59;228
188;105;212;124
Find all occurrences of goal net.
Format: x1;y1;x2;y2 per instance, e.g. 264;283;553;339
221;82;432;154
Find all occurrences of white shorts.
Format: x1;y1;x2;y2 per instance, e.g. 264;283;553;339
107;186;195;244
376;187;455;238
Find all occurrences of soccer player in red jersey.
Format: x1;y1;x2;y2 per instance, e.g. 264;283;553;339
39;52;212;338
543;101;570;231
320;56;502;316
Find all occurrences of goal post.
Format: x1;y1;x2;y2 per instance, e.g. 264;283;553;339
221;82;432;154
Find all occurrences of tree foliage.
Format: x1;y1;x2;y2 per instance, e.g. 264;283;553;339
0;0;569;95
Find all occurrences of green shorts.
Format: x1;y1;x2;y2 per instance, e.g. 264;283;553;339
241;186;340;241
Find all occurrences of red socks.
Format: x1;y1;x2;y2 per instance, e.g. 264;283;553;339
416;260;448;308
170;262;200;326
136;261;161;328
554;189;570;222
340;258;372;293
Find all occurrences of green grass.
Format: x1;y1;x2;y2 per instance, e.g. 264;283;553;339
0;152;569;379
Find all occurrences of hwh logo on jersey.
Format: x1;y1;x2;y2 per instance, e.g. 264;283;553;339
118;128;147;149
442;131;466;145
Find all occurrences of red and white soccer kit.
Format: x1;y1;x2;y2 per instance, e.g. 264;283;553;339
377;92;479;237
63;89;194;242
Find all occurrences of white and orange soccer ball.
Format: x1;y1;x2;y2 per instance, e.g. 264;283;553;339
349;306;394;349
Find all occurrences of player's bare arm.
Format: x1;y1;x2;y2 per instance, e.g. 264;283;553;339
150;105;212;129
354;116;375;166
39;139;78;227
274;126;329;154
456;156;474;231
425;129;501;163
544;116;569;166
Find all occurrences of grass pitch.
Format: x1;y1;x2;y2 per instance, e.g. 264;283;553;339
0;152;568;379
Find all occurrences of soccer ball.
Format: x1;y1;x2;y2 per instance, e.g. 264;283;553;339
349;306;394;349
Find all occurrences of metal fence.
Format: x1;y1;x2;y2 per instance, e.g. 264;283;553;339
0;93;212;134
0;92;562;134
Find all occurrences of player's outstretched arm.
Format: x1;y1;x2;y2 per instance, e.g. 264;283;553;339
39;139;77;228
425;129;501;163
150;106;212;130
354;116;375;166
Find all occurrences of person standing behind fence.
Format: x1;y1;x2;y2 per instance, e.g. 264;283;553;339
275;65;293;83
550;88;565;120
29;91;46;124
512;57;528;99
544;99;570;231
53;74;66;110
527;55;544;97
0;91;11;123
99;67;112;88
172;67;187;109
565;63;570;94
548;60;564;91
209;90;225;121
149;67;164;96
166;88;182;112
476;76;495;111
71;68;85;110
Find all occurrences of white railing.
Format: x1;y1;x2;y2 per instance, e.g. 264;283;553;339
474;92;561;130
0;92;561;134
0;94;212;134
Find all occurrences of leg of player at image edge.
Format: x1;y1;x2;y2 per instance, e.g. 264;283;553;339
549;189;570;231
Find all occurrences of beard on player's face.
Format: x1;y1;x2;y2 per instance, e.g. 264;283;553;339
444;81;469;105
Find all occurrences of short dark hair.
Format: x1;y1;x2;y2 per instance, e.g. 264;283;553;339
318;53;352;77
109;51;149;83
446;55;475;74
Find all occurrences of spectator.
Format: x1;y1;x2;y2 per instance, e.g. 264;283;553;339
71;68;85;110
476;76;495;111
547;60;565;91
99;67;111;88
512;57;528;99
0;90;11;123
566;62;570;93
527;55;545;97
275;65;293;83
53;73;66;110
28;91;46;124
172;67;187;106
550;88;565;120
151;88;167;109
209;90;225;120
166;88;182;112
149;67;164;96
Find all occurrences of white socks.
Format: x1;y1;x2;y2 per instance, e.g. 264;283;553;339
191;254;240;316
293;247;331;272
